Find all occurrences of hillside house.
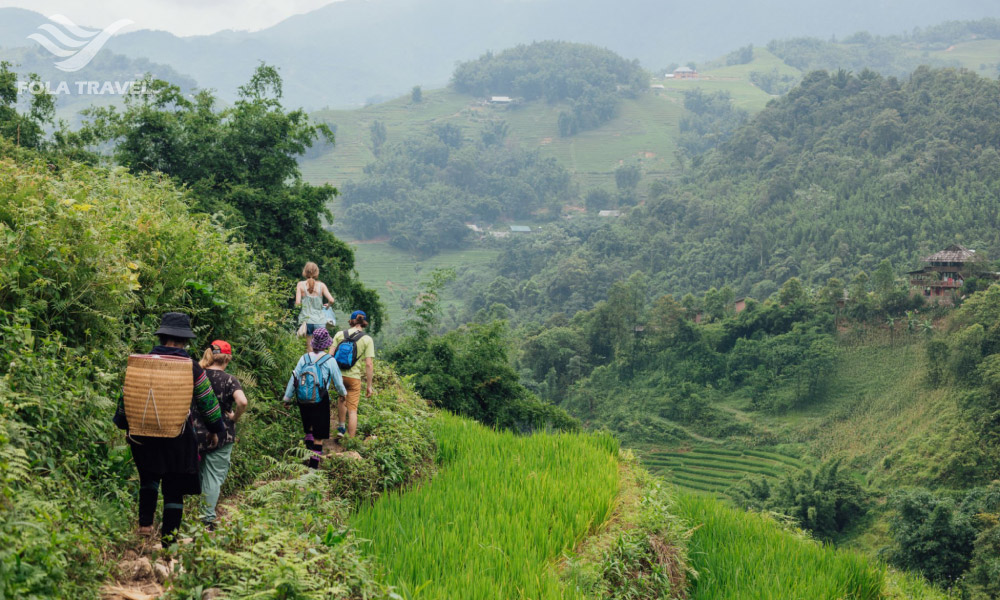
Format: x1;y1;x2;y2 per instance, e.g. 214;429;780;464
908;244;996;305
509;225;532;233
489;96;513;104
598;210;621;217
673;66;698;79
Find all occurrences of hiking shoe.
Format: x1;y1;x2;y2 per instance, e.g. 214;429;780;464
336;425;347;437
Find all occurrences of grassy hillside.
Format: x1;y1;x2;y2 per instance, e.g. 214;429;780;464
300;55;777;197
301;49;783;323
302;37;1000;200
351;241;498;327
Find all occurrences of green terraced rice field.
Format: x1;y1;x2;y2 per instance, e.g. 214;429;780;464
675;493;885;599
641;445;805;497
351;413;620;599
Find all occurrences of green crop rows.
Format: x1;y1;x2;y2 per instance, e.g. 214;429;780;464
675;493;885;599
641;445;804;498
351;413;620;599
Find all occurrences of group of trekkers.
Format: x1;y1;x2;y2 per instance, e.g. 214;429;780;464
114;262;375;543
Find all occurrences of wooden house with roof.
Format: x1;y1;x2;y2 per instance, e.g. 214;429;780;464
908;244;994;305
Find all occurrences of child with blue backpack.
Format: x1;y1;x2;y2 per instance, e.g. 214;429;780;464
283;328;347;468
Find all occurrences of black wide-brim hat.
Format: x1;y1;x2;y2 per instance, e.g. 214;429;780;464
154;312;197;338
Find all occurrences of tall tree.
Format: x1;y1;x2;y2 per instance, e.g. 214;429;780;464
82;65;384;329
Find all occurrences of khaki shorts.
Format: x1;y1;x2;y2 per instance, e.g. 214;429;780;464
342;377;362;411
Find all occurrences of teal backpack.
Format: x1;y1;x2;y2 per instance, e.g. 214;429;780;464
295;354;333;403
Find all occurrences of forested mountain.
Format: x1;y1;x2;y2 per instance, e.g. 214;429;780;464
453;42;648;135
462;67;1000;320
0;44;197;119
4;2;1000;108
767;18;1000;77
340;120;574;253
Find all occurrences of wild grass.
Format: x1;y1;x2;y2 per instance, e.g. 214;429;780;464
351;413;620;599
675;493;885;600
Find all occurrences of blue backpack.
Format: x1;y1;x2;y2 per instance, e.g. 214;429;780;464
295;354;333;404
333;329;366;370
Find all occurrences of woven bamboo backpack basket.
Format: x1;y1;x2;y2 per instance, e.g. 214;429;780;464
123;354;194;437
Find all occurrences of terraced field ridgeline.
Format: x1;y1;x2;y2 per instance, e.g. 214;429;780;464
351;413;620;599
641;445;806;497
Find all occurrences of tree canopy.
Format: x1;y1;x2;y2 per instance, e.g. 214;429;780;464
81;65;384;328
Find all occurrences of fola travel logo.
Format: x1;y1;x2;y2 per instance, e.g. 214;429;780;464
28;14;133;73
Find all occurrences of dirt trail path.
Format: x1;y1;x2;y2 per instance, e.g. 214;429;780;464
101;433;364;599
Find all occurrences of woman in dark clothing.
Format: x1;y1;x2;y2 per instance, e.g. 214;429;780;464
113;312;226;542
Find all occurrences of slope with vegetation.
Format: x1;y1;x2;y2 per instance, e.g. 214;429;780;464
1;55;975;599
0;124;937;600
467;66;1000;322
303;21;1000;328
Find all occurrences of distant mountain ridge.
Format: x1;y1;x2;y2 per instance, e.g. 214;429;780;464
3;0;1000;109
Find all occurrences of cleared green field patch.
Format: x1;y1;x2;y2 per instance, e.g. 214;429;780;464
667;466;746;482
350;241;499;327
351;413;620;599
675;493;885;599
299;78;770;195
657;77;777;113
925;40;1000;75
700;47;803;80
671;472;735;491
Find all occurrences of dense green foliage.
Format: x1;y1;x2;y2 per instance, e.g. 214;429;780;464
452;41;648;136
386;270;577;432
732;459;870;539
462;67;1000;320
884;483;1000;596
80;65;383;329
352;413;619;599
0;61;54;151
499;275;842;443
341;121;573;254
0;139;302;596
768;19;1000;77
676;89;748;159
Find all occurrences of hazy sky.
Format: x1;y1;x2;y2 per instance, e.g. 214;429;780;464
0;0;344;36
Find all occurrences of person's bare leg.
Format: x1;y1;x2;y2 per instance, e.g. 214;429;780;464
338;398;347;426
347;410;358;437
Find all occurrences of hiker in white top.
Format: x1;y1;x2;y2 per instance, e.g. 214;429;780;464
296;262;336;342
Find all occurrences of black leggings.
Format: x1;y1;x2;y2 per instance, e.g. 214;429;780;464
138;471;187;541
